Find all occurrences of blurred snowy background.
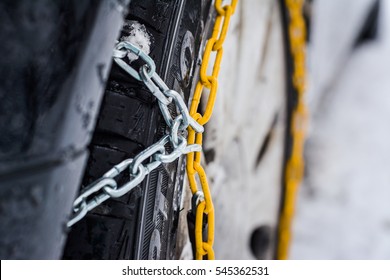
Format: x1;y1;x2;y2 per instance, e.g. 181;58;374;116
211;0;390;259
291;0;390;259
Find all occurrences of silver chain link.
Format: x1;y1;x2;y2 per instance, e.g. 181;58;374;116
67;41;203;228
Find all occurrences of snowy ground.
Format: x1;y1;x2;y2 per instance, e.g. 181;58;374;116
291;0;390;259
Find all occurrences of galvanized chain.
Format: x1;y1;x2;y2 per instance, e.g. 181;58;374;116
186;0;238;260
277;0;308;259
67;41;204;228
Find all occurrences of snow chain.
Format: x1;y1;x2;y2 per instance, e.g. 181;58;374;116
67;0;238;261
66;0;304;261
67;40;205;228
186;0;238;260
277;0;308;260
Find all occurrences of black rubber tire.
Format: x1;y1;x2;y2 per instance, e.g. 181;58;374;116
0;0;129;259
63;0;213;260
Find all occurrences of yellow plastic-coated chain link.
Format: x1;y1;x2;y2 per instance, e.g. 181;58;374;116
187;0;238;260
277;0;308;260
195;201;207;258
215;0;238;15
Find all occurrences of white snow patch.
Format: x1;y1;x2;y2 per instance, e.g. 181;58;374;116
122;21;151;61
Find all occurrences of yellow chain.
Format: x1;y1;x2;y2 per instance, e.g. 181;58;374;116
186;0;238;260
277;0;308;259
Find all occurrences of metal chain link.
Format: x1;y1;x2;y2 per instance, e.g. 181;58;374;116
277;0;308;259
186;0;238;260
67;40;203;228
